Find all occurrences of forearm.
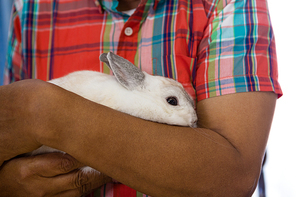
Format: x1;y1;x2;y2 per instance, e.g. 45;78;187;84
36;82;255;197
0;80;44;164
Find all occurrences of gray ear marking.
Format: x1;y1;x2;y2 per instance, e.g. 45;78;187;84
99;53;111;68
99;52;145;90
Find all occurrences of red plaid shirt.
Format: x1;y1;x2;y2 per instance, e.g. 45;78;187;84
6;0;282;196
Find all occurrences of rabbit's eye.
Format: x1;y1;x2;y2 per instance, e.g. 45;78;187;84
166;96;178;106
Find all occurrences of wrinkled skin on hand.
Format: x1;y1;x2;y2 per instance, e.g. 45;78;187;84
0;153;112;197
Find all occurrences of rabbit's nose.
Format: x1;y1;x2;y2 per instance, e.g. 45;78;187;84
191;120;198;128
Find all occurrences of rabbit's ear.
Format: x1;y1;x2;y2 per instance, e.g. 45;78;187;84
99;52;145;90
99;53;111;68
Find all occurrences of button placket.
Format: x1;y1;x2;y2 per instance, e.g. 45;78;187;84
124;27;133;36
117;20;139;62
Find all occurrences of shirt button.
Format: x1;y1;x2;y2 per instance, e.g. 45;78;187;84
124;27;133;36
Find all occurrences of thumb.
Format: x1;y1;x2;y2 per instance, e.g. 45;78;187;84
28;152;84;177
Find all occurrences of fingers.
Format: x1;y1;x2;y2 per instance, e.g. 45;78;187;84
50;169;95;192
29;152;103;195
50;168;110;195
27;153;111;196
29;152;84;177
0;152;111;197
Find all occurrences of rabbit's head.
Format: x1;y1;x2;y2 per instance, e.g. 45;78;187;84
99;52;198;128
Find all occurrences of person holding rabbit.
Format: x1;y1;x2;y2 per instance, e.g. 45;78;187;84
0;0;282;196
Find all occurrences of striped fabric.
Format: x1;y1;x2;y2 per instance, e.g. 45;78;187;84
5;0;282;196
5;0;282;101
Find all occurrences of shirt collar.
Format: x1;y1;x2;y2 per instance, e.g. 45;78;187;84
94;0;163;14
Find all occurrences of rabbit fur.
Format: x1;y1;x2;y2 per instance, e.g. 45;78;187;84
30;52;198;174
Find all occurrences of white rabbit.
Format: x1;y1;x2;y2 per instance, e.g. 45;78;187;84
30;52;198;173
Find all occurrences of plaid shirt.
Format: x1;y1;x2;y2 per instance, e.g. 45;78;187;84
5;0;282;196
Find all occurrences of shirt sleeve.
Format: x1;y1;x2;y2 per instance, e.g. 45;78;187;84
5;0;25;85
194;0;283;101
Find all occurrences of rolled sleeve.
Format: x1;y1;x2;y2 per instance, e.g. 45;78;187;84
194;0;282;101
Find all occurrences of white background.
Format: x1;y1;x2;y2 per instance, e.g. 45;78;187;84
258;0;296;197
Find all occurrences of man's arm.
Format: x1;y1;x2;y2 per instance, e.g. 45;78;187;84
26;80;276;197
0;71;114;197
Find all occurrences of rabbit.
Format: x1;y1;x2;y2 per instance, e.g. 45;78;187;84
29;51;198;174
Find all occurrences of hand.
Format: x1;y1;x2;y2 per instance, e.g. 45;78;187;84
0;152;112;197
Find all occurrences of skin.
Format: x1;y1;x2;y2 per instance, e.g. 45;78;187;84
0;79;277;196
0;153;111;197
116;0;142;11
